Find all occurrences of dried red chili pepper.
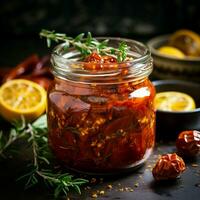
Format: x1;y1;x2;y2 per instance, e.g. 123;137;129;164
176;130;200;157
3;54;40;81
152;153;186;181
3;54;53;90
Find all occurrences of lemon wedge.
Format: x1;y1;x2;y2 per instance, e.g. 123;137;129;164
0;79;46;122
158;46;185;58
155;91;196;112
169;29;200;57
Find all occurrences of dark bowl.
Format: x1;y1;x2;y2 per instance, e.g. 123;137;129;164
153;80;200;141
148;35;200;83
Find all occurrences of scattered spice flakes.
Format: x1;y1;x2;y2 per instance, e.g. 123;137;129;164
91;190;106;198
115;184;135;193
120;186;134;192
91;193;98;198
99;190;105;195
125;187;134;192
84;186;91;190
107;184;113;189
134;183;139;187
146;164;153;170
100;178;104;183
191;163;199;167
195;183;200;188
90;177;97;184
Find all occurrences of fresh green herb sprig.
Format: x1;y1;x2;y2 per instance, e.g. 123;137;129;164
39;29;130;62
0;117;27;157
117;41;129;62
0;115;88;198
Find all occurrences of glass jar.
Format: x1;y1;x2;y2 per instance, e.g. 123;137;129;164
47;38;155;174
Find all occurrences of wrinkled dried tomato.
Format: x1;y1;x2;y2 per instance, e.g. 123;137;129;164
152;153;186;181
176;130;200;157
83;52;117;70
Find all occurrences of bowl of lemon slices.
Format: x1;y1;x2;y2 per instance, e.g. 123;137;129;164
148;29;200;82
153;80;200;140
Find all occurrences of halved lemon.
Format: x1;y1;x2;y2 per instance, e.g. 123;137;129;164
155;91;196;112
0;79;46;122
158;46;185;58
169;29;200;57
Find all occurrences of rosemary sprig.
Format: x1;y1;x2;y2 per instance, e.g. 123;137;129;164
0;116;27;157
39;29;130;62
0;115;88;198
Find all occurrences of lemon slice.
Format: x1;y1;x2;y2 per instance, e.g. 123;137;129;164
155;91;196;112
0;79;46;122
169;29;200;57
158;46;185;58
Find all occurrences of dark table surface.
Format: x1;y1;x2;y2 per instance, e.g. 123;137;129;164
0;142;199;200
0;38;200;200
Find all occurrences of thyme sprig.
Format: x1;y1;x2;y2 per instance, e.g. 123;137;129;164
0;115;88;198
39;29;130;62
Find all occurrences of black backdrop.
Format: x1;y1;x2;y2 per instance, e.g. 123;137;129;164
0;0;200;66
0;0;200;38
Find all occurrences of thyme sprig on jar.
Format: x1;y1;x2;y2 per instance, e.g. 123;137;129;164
0;115;88;198
39;29;130;62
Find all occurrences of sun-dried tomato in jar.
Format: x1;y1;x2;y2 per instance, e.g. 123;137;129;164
47;38;155;174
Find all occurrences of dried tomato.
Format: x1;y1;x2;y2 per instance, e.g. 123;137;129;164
176;130;200;157
152;153;186;181
83;52;117;70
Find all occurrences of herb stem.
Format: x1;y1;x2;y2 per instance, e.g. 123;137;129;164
0;130;27;157
0;115;88;198
28;124;38;167
40;29;130;61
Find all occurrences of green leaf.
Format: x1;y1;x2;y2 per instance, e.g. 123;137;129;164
32;114;47;130
74;33;85;42
117;41;129;62
98;39;109;49
86;32;92;44
47;38;51;47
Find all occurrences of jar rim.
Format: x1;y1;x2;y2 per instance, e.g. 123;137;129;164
51;37;153;84
52;37;151;64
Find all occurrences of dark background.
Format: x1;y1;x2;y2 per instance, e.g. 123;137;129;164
0;0;200;66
